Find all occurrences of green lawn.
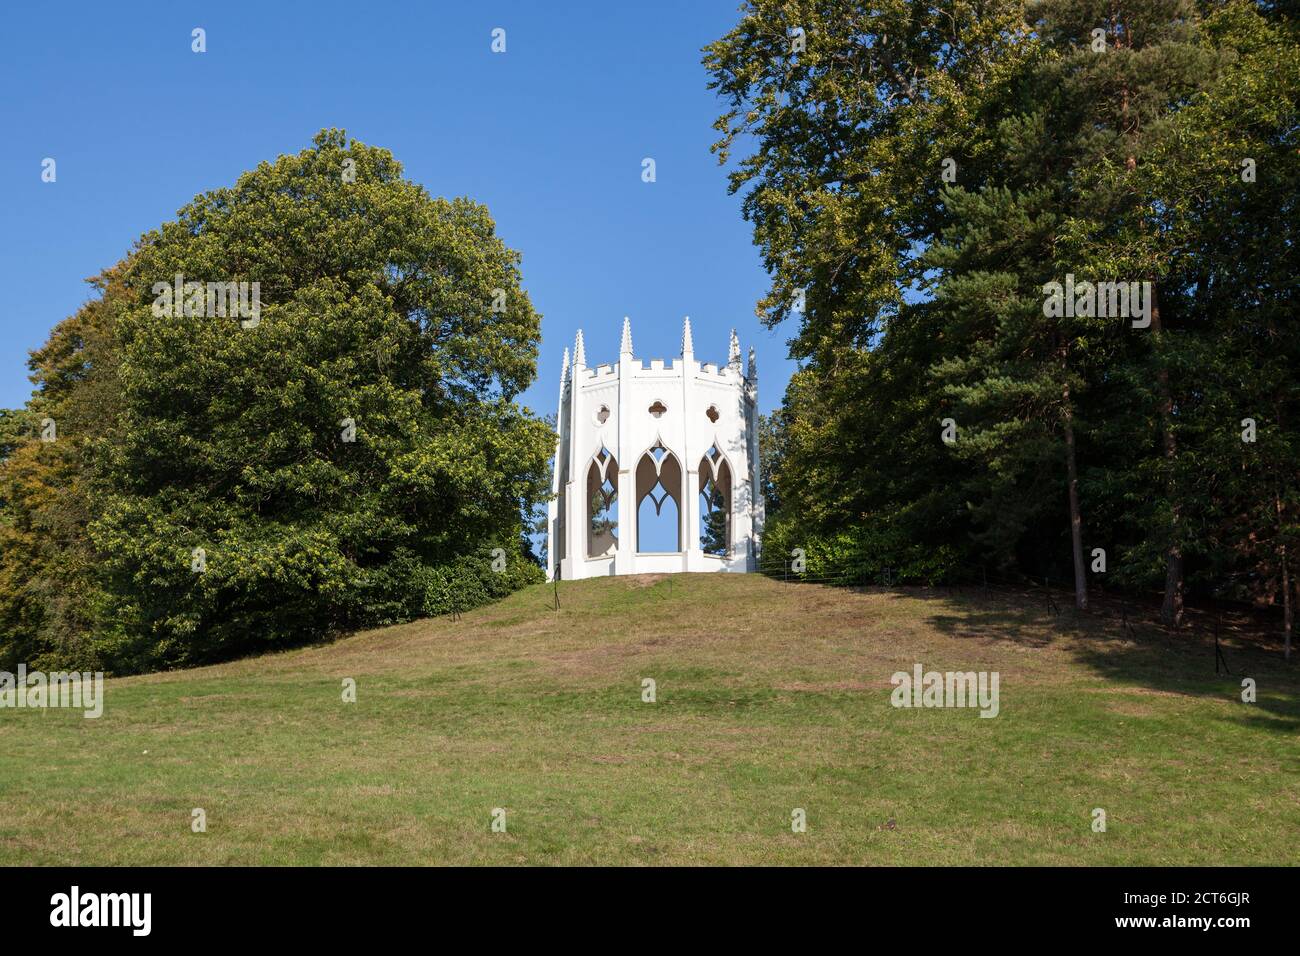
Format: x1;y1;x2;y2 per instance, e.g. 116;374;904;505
1;573;1296;865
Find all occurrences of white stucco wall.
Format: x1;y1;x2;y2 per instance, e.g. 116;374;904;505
547;318;762;580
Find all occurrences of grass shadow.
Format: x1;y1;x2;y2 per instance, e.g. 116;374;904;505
902;583;1300;735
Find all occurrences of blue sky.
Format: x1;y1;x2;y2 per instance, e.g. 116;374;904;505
0;0;794;430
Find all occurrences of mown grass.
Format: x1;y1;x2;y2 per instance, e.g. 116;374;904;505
1;573;1296;865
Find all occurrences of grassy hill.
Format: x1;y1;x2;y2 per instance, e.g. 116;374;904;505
2;573;1296;865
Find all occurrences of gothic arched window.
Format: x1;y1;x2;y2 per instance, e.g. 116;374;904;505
587;447;618;557
635;442;682;552
699;444;732;555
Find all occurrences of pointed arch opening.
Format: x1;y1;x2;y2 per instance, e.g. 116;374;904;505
587;447;618;557
635;441;682;552
699;444;732;555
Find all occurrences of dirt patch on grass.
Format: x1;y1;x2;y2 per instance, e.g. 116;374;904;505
773;680;880;692
624;574;669;589
1086;686;1189;700
1106;701;1158;718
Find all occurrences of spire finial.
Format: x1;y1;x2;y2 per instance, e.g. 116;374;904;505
559;346;570;385
620;316;633;355
681;316;694;357
574;329;586;367
747;345;757;382
728;329;741;368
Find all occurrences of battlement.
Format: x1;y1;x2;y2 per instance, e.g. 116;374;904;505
572;358;746;385
567;323;754;394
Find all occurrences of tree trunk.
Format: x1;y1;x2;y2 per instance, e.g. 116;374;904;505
1121;51;1185;628
1283;552;1293;663
1062;382;1088;611
1149;286;1185;626
1277;483;1293;662
1161;541;1184;626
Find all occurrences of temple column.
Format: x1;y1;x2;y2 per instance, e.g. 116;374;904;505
615;318;636;575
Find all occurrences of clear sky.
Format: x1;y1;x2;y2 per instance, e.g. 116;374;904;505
0;0;794;432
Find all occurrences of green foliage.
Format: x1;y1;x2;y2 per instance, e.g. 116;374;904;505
420;548;545;617
0;269;124;672
711;2;1300;625
763;507;961;585
0;131;553;674
700;484;728;554
589;490;615;539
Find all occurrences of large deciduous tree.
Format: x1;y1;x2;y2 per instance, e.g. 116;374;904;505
0;130;551;673
707;1;1300;639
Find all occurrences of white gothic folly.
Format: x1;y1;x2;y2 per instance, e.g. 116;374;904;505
547;317;763;579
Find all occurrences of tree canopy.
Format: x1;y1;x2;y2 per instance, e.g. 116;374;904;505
0;130;551;674
707;1;1299;652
